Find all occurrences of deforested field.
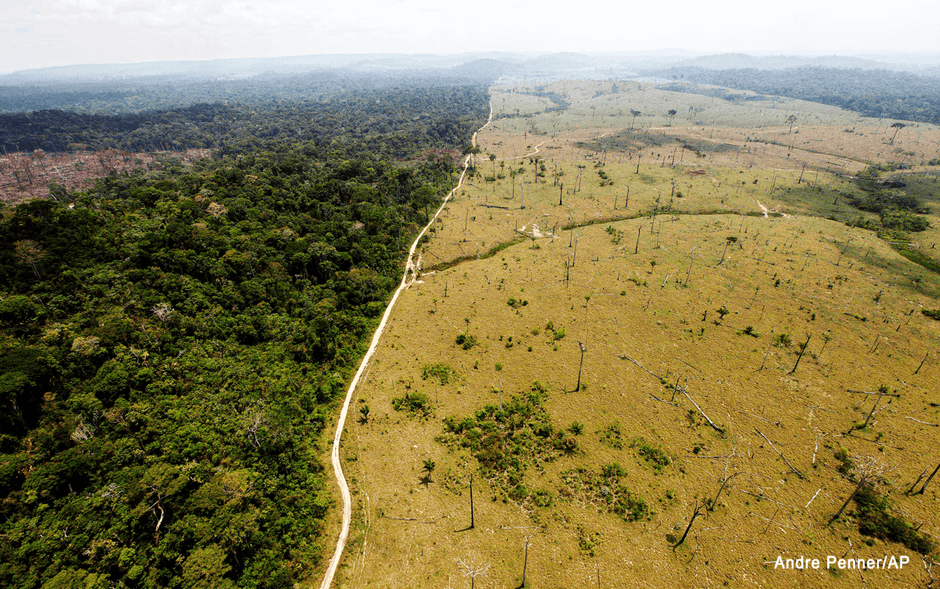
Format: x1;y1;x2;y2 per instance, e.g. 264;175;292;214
333;78;940;588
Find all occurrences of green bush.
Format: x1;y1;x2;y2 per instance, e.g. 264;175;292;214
421;362;458;385
598;422;623;449
854;484;935;555
630;437;672;473
391;391;433;417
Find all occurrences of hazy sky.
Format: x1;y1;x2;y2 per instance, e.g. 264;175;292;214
2;0;939;73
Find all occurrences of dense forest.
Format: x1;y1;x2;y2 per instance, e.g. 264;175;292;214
0;82;490;156
650;66;940;124
0;76;490;588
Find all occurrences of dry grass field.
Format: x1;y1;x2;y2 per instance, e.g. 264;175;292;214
321;79;940;589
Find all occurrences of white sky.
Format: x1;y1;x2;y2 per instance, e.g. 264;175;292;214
1;0;939;73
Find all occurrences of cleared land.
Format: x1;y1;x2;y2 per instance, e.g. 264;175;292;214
325;79;940;588
0;148;211;203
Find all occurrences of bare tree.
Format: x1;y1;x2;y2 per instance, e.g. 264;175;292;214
828;455;889;525
456;557;490;589
672;499;708;549
575;341;586;392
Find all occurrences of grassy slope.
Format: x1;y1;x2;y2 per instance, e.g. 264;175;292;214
331;80;940;589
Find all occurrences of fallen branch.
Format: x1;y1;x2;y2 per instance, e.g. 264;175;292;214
847;389;901;398
619;354;662;379
755;428;805;480
739;489;793;509
805;488;822;509
684;391;725;434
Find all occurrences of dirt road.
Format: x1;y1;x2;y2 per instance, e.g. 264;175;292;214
316;104;493;589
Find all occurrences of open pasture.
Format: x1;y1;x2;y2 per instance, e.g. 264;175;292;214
328;78;940;589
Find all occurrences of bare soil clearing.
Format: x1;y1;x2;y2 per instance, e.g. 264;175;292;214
0;148;211;203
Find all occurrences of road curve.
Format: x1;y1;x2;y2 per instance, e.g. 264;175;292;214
317;104;493;589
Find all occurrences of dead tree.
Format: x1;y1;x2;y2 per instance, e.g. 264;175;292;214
788;334;811;374
828;455;888;525
456;557;490;589
710;447;742;511
914;463;940;495
672;500;708;549
846;386;898;434
755;428;804;479
520;532;532;588
469;474;476;528
575;342;586;392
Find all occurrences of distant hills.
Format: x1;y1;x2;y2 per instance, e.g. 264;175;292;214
4;51;939;87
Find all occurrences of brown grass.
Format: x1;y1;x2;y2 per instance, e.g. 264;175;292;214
321;79;940;589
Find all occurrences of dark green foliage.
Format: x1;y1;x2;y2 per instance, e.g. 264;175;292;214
0;79;487;588
544;321;566;342
455;333;478;350
0;77;491;157
630;438;672;473
923;309;940;320
843;165;932;239
506;297;528;309
739;325;759;337
439;390;576;502
392;392;433;418
854;484;936;555
576;128;672;152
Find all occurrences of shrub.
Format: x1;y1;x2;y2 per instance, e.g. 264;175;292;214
598;422;623;449
422;362;458;385
392;391;433;417
630;437;672;473
455;333;478;350
507;297;528;309
834;448;854;476
855;484;935;555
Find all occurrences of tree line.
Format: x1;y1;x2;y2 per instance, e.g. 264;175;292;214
0;79;489;588
648;66;940;124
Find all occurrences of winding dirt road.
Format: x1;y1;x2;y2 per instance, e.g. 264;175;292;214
316;105;493;589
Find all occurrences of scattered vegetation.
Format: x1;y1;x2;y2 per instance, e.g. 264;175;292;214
630;437;673;474
559;464;651;523
421;362;459;385
455;333;479;350
439;387;577;502
392;391;434;418
598;422;624;449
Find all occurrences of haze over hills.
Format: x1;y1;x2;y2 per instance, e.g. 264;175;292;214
3;51;940;86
